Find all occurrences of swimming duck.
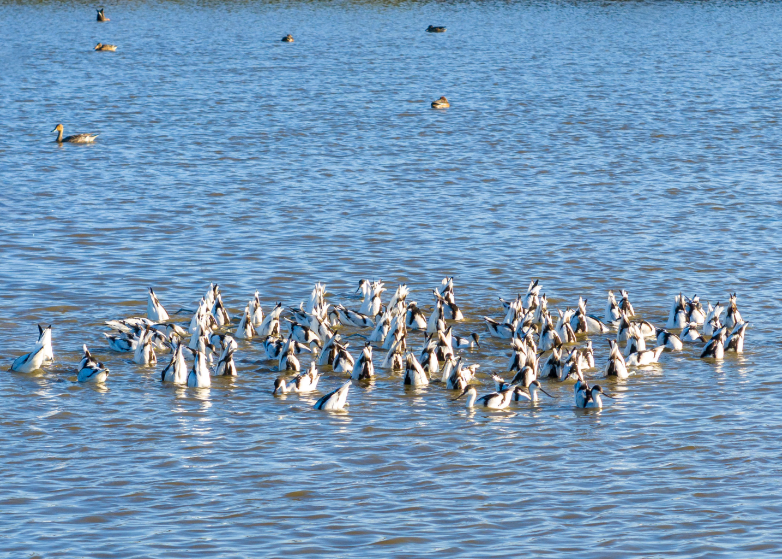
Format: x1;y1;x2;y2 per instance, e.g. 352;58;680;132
455;385;515;409
725;294;742;329
282;34;294;42
426;25;446;33
666;294;688;329
681;322;706;343
235;307;257;340
94;43;117;51
211;294;230;326
133;328;157;365
147;288;169;322
577;385;612;409
332;341;355;373
77;346;109;383
626;345;665;367
96;8;109;21
257;302;283;337
274;363;322;395
103;331;136;352
700;328;728;359
334;305;375;328
278;337;301;372
431;96;450;109
570;297;610;334
513;380;552;402
685;295;706;324
250;291;264;326
405;302;428;330
403;353;429;386
52;124;98;143
10;345;47;373
605;291;621;324
702;315;723;337
161;343;188;384
724;322;749;353
452;332;479;349
314;380;351;411
34;324;54;362
654;328;683;351
604;339;629;379
351;343;375;380
619;290;635;317
623;324;646;357
214;343;238;376
187;351;212;387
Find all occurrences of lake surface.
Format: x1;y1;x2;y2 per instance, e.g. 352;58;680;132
1;0;781;556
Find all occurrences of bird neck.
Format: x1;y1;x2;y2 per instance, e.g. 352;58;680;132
56;129;63;142
466;391;477;408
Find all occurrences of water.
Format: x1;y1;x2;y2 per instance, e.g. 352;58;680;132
2;0;782;556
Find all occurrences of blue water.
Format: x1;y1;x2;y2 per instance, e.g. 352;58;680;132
1;1;781;557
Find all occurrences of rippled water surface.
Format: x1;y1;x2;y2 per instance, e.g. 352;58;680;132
2;0;782;556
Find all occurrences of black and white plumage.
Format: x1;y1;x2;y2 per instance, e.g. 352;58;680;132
187;351;212;387
258;302;284;337
286;319;322;348
10;344;46;373
604;339;629;379
332;342;355;373
513;380;552;402
724;322;749;354
76;345;109;383
403;353;429;386
681;323;706;343
456;385;515;409
278;338;301;372
626;345;665;367
35;324;54;363
215;346;238;377
700;328;728;359
236;307;257;340
666;294;688;329
250;291;264;326
274;363;321;394
161;343;188;384
725;294;742;329
148;288;170;322
313;380;351;411
405;302;428;331
133;328;157;365
351;343;375;380
655;328;683;351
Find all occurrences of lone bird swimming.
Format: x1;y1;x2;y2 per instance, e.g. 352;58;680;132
52;124;98;143
431;96;450;109
94;43;117;51
282;34;294;42
426;25;446;33
96;8;109;22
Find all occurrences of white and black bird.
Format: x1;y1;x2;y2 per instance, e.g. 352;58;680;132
724;322;748;354
604;339;629;379
187;351;212;387
148;288;170;322
161;343;188;384
258;302;283;337
274;362;321;395
725;294;742;329
655;328;683;351
77;346;109;383
700;328;728;359
332;342;355;373
483;316;515;339
35;324;54;362
666;294;688;329
214;346;238;377
626;345;665;367
133;328;157;365
512;380;552;402
351;343;375;380
403;353;429;386
455;384;515;409
235;307;257;340
313;380;351;411
681;322;706;343
250;291;264;326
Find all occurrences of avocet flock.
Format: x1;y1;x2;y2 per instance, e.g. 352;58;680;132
9;279;749;412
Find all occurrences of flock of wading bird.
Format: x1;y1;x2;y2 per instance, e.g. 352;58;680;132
10;278;749;412
50;9;451;144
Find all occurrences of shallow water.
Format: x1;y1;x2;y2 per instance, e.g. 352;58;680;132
1;0;782;556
